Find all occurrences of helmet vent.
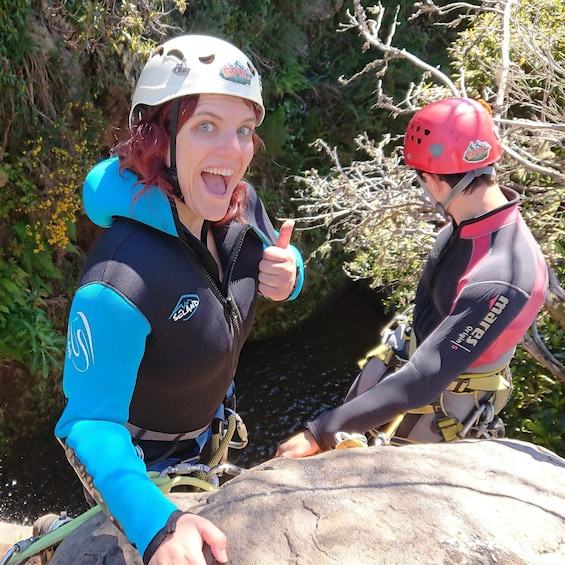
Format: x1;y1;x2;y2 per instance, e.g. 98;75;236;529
150;45;165;59
167;49;185;60
199;54;216;65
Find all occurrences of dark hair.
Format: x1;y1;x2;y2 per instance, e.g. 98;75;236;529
114;96;262;224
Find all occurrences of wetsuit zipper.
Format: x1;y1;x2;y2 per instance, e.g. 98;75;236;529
178;233;243;339
222;224;252;336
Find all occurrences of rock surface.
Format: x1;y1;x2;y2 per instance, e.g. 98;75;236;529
1;439;564;564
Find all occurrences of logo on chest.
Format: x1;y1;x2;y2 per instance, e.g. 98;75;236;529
170;294;200;322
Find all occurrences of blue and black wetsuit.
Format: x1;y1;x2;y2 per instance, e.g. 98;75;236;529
55;157;304;558
308;187;548;447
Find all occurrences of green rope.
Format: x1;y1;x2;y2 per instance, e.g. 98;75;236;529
5;505;102;565
148;472;217;494
193;411;238;483
3;472;219;564
2;415;241;564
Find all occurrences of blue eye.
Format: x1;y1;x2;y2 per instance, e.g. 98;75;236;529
198;122;215;132
238;126;252;136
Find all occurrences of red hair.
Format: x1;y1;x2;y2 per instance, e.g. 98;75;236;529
114;96;262;225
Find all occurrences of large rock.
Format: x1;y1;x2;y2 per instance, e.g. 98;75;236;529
2;439;564;564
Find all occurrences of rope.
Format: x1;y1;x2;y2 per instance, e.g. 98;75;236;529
1;469;220;565
2;506;101;565
2;412;244;564
192;410;238;483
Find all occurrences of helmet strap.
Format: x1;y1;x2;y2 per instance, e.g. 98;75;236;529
416;174;437;206
167;98;184;202
168;98;211;246
440;165;495;212
200;220;211;245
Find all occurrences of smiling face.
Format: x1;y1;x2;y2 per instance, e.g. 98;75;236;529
173;93;257;234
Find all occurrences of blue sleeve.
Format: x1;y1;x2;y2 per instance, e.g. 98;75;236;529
287;244;304;300
83;157;177;236
55;283;177;555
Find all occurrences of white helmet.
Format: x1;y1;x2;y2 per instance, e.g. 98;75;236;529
129;34;264;126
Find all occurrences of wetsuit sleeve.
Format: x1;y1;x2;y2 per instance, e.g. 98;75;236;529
308;280;533;449
243;183;305;300
83;157;176;236
55;283;178;556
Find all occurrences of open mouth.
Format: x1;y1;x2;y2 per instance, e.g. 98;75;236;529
202;168;233;196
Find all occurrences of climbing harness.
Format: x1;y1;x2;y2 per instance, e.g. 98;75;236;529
0;410;248;565
407;365;512;442
340;305;512;448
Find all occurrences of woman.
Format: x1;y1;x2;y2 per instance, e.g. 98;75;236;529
56;34;303;565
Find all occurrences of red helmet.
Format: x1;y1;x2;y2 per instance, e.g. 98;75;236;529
404;98;502;174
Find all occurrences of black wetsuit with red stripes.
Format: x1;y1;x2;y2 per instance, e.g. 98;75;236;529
308;187;548;449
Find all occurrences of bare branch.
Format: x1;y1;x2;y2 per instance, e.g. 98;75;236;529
521;323;565;384
339;0;460;108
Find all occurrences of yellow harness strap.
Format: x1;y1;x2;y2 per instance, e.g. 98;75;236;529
407;366;512;441
357;343;396;370
447;370;511;394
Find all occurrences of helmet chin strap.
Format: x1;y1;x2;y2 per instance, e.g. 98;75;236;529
417;166;495;218
439;166;495;213
168;98;211;245
167;98;183;202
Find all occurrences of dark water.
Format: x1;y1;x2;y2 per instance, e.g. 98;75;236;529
0;286;387;525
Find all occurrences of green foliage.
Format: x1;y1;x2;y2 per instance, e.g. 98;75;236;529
507;339;565;457
1;0;562;461
505;253;565;457
0;0;35;150
0;0;158;447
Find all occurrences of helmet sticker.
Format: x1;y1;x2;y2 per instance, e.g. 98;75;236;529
463;140;492;163
220;61;253;86
430;143;444;158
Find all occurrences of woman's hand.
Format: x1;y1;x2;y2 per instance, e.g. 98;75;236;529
259;219;297;301
148;513;227;565
275;430;321;459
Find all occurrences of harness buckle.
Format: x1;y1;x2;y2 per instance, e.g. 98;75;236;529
451;378;471;394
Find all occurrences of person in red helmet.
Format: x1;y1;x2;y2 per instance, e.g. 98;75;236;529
276;97;548;457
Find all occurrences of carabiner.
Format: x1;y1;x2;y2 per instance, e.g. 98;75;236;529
206;463;245;483
0;536;38;565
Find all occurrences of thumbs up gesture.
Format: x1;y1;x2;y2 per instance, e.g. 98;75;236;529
258;219;297;301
